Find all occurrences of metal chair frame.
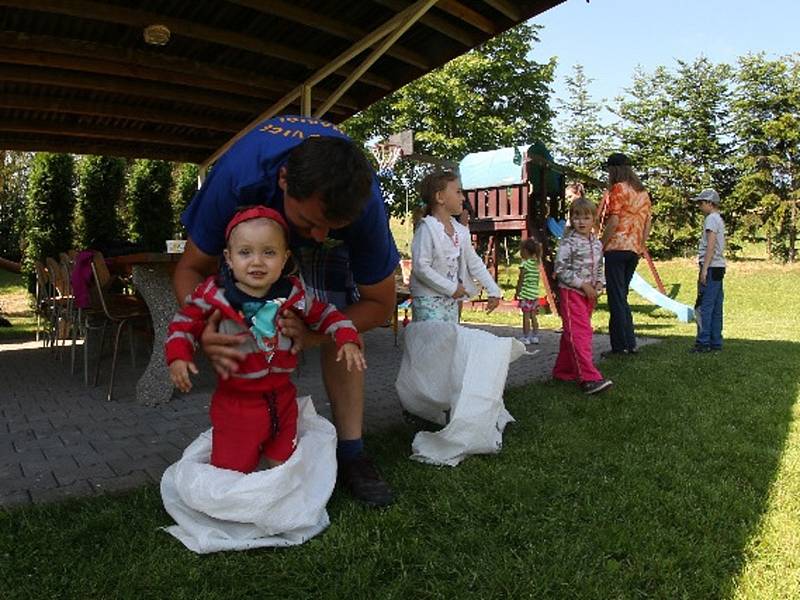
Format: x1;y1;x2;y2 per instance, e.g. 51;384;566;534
89;253;150;401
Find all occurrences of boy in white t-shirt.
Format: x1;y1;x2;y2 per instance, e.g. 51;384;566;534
691;189;726;353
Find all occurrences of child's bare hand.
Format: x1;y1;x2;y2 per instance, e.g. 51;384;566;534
452;284;467;299
336;342;366;372
486;297;501;313
169;360;198;393
581;282;597;300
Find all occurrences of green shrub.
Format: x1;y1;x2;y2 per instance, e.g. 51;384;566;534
73;155;127;250
124;159;173;251
22;153;75;289
0;151;31;263
170;162;198;238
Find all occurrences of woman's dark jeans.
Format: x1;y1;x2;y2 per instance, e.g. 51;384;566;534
604;250;639;352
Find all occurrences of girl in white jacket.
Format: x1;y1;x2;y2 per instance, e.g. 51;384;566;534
410;171;502;322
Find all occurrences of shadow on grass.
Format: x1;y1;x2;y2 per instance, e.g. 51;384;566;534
491;336;800;598
0;337;796;599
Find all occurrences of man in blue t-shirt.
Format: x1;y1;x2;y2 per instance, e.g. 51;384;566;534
174;115;399;507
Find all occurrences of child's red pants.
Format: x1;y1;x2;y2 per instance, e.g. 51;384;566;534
209;380;298;473
553;288;603;384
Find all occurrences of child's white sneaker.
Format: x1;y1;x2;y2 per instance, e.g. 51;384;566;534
529;335;539;345
516;335;531;345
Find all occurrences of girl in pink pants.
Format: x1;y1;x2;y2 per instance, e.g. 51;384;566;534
552;198;614;395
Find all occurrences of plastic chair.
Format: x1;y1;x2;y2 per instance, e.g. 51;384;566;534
89;252;150;401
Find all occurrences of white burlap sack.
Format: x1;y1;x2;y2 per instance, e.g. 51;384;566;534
160;395;336;553
396;321;526;467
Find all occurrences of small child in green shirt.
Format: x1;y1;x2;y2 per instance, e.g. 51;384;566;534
515;237;542;345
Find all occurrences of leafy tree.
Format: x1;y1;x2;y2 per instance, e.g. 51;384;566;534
124;159;174;251
73;155;126;251
555;64;608;178
730;53;800;261
0;151;32;263
342;22;556;216
170;162;199;238
668;58;736;250
612;66;690;256
22;153;75;288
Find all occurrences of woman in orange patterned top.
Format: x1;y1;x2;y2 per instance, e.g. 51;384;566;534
599;153;652;355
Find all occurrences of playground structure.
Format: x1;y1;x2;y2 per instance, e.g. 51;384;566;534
458;143;695;323
459;142;600;313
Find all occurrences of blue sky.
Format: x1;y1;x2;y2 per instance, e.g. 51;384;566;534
531;0;799;116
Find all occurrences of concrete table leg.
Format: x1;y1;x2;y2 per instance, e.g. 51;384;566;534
132;264;178;405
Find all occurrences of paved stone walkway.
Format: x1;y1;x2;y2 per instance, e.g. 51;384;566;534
0;324;634;508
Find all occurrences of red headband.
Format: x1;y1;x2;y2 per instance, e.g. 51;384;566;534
225;206;289;241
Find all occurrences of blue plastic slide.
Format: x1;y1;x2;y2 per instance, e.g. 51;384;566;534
628;273;695;322
545;218;695;322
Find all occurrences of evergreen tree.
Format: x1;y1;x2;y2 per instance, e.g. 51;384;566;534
124;159;174;251
556;64;608;178
612;66;689;256
73;155;126;251
730;53;800;261
670;58;734;189
22;153;75;288
0;151;31;263
170;162;199;238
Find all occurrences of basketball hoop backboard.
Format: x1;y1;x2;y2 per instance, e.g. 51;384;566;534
387;130;414;155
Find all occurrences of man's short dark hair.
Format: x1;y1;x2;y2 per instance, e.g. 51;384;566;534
285;136;373;223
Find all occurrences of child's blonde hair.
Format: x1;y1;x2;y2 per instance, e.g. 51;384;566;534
569;197;596;220
520;237;542;260
564;197;597;236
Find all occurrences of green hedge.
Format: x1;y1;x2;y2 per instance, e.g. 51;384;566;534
73;155;126;251
124;159;173;251
22;153;75;289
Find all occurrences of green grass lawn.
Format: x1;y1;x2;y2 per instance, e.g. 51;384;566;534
0;270;36;342
2;254;800;599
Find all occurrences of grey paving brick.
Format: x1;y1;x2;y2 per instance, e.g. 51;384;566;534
54;461;114;486
71;448;123;468
89;470;153;493
22;456;77;479
1;325;654;508
0;489;31;507
30;480;94;504
3;472;57;494
0;461;22;479
12;434;65;454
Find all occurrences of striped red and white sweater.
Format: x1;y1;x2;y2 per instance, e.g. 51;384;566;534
165;275;360;393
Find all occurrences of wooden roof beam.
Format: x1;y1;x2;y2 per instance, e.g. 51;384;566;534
437;0;499;34
314;0;439;117
229;0;430;70
0;64;267;114
0;94;239;133
203;0;437;168
0;0;392;90
0;118;223;149
0;44;356;114
0;136;206;163
482;0;521;21
372;0;481;48
0;31;360;111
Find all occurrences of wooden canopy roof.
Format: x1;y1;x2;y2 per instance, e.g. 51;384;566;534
0;0;564;165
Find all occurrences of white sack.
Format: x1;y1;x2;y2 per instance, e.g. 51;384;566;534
160;395;336;554
395;321;526;467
